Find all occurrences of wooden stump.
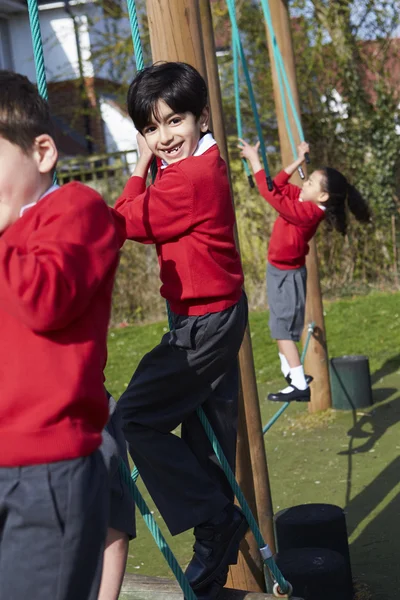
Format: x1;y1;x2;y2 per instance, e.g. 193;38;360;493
120;574;303;599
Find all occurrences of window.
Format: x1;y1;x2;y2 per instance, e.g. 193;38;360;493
0;18;13;70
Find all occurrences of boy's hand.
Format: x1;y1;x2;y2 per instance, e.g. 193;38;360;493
297;141;310;161
137;133;154;163
132;133;154;179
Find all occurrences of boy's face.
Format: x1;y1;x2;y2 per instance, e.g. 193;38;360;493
0;134;58;233
142;100;209;165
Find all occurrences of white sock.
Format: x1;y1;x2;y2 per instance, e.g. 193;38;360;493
279;385;295;394
290;365;307;390
279;353;290;378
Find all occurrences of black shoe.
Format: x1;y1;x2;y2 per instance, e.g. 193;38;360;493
268;385;311;402
185;505;248;591
186;566;229;600
285;374;313;385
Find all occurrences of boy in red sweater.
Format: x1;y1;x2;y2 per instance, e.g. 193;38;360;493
115;62;248;598
0;71;126;600
239;138;370;402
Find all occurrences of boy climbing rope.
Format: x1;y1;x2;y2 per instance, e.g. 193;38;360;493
0;71;127;600
115;62;248;599
238;138;371;403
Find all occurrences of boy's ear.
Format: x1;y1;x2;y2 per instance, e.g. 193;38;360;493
199;106;210;133
34;134;58;174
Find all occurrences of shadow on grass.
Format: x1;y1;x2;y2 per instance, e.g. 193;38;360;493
345;456;400;600
370;354;400;384
339;393;400;599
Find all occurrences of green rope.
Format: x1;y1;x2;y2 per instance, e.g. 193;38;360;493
227;0;273;191
260;0;305;143
126;0;157;181
126;0;145;71
259;0;310;173
27;0;48;101
233;31;253;186
120;461;197;600
195;407;290;595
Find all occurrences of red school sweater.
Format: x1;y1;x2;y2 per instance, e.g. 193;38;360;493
255;169;325;270
115;145;244;315
0;182;126;467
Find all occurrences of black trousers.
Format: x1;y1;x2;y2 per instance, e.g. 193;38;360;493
117;293;248;535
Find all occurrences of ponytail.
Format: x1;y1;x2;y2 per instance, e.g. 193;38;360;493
347;183;371;224
319;167;371;236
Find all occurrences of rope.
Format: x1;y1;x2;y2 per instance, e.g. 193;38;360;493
227;0;273;191
126;0;157;181
233;31;253;187
27;0;48;101
263;322;315;435
119;461;198;600
259;0;310;170
196;406;290;595
126;0;145;71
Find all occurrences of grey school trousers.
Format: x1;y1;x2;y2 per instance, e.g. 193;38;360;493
117;293;248;535
0;451;108;600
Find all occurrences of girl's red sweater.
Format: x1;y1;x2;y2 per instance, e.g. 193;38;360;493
255;169;325;270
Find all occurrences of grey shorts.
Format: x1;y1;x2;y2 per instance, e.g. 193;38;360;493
266;262;307;342
0;452;108;600
101;392;136;539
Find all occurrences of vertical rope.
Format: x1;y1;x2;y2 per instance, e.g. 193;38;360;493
233;31;253;186
27;0;48;101
126;0;145;71
259;0;306;145
125;0;157;181
227;0;273;190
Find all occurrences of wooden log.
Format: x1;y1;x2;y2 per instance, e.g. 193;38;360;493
120;574;303;600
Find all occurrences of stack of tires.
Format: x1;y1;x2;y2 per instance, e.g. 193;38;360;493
274;504;353;600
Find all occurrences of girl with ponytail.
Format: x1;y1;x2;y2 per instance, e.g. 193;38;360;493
238;138;371;403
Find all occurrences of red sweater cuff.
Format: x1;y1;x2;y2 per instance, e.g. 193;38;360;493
122;175;146;197
254;169;266;186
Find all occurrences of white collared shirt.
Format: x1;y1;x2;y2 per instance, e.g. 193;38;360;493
160;132;217;169
19;184;60;217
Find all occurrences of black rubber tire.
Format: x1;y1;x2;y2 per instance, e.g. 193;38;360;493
274;503;353;591
276;547;353;600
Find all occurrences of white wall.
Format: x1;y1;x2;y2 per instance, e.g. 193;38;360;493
7;2;118;82
100;96;137;172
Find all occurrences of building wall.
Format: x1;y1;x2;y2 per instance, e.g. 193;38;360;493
7;2;129;83
4;1;135;158
9;4;95;82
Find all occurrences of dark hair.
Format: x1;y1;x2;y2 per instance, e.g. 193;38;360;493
319;167;372;236
127;62;208;132
0;70;54;152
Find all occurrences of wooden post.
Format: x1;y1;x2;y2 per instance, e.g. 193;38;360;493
263;0;332;412
146;0;276;592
